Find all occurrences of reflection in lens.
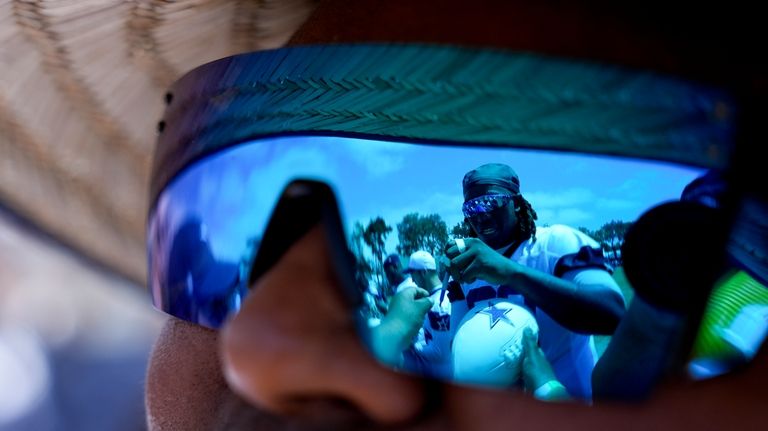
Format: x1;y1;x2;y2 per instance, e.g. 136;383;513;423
336;138;703;401
149;135;710;400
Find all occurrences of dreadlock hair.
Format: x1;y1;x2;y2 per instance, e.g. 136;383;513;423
513;194;538;242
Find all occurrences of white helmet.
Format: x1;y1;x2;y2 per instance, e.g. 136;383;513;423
452;299;539;388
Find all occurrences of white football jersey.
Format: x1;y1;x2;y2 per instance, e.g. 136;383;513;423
453;225;616;399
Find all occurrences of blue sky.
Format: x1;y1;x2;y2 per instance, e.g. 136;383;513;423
163;136;705;261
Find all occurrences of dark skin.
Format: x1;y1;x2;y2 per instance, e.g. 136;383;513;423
520;328;571;401
445;185;625;334
377;262;405;312
384;262;405;288
371;285;433;366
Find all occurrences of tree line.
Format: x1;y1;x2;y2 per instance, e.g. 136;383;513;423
351;213;632;292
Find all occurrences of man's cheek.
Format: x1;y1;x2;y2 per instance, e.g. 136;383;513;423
145;318;230;431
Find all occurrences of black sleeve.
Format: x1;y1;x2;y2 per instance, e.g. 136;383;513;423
446;280;465;303
553;245;613;278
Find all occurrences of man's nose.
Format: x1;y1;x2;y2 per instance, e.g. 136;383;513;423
219;225;426;425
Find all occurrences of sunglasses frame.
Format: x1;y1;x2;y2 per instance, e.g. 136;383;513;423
147;45;750;378
462;194;515;219
150;43;735;212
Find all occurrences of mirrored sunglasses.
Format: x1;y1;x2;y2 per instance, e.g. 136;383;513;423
462;194;515;218
146;43;760;402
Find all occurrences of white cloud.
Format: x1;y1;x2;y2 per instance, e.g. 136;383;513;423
594;197;637;211
525;188;643;230
526;188;595;210
342;137;414;178
191;143;339;260
610;177;649;199
552;208;593;226
535;207;593;228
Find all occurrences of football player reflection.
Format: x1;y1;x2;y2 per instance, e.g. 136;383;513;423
444;163;626;400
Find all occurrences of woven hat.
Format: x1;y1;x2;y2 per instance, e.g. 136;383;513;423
0;0;760;287
0;0;317;283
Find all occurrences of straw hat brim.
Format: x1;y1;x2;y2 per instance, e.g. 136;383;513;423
0;0;317;283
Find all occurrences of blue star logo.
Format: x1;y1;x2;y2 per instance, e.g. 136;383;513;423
479;304;515;329
428;311;451;331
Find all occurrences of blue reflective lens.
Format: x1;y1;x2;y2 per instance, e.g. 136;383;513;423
146;44;750;402
147;133;768;400
147;135;705;329
462;194;514;218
